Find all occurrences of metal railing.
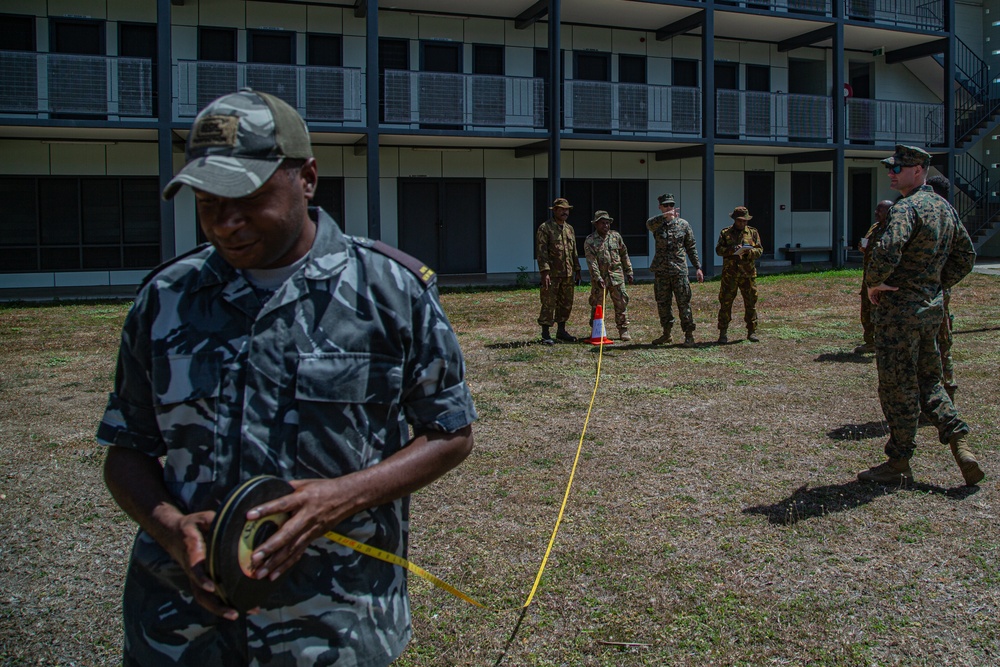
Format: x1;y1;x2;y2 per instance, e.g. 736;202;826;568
715;90;831;140
175;60;362;122
844;0;944;29
564;81;701;134
382;70;544;128
0;51;152;116
716;0;831;14
845;98;944;144
953;152;999;240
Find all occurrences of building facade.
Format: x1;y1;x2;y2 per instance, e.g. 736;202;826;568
1;0;998;297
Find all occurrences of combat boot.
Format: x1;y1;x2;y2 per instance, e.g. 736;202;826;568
949;434;984;486
555;322;576;342
682;333;696;348
541;326;554;345
857;457;913;484
717;330;729;344
618;328;632;342
747;331;760;343
853;343;875;354
651;329;671;345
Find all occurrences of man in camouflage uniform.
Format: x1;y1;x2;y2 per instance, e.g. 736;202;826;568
584;210;634;341
854;200;894;354
646;193;704;347
858;144;981;486
98;89;477;666
715;206;764;343
536;197;582;344
926;174;958;403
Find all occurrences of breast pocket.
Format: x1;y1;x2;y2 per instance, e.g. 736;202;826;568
294;353;404;477
151;354;221;484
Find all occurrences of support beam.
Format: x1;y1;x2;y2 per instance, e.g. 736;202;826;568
515;140;548;158
776;150;836;164
654;145;704;161
655;10;705;42
354;0;366;19
885;38;947;64
353;136;367;157
777;25;835;52
515;0;548;30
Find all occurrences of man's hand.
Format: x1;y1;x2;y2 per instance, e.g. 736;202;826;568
868;283;898;305
597;276;606;289
695;269;704;283
540;270;551;289
626;274;634;285
574;270;582;286
162;510;243;620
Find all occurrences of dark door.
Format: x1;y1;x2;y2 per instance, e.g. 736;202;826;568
0;14;37;112
573;51;611;132
848;61;873;144
850;169;873;247
788;59;827;141
420;41;462;128
119;23;156;116
379;38;409;123
198;27;237;109
398;179;485;274
715;61;739;138
672;59;699;133
248;30;296;104
744;172;774;257
745;64;770;138
50;19;105;117
619;54;647;131
472;44;504;126
306;34;344;120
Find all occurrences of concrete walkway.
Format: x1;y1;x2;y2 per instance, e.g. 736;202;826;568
973;258;1000;276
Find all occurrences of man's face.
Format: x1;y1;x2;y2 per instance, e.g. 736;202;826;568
553;206;570;223
659;203;676;218
594;218;611;236
887;163;924;195
734;217;747;231
874;204;890;224
195;160;317;270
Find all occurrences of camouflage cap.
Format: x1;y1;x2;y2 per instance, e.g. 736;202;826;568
730;206;752;221
657;193;675;206
591;210;614;223
550;198;573;209
880;144;930;168
163;88;313;200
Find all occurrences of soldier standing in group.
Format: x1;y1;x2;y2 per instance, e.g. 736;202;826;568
536;198;582;344
584;210;634;341
646;193;704;347
715;206;764;343
858;144;981;486
855;200;894;354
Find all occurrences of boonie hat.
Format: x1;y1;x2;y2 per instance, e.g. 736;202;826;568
880;144;931;168
163;88;313;200
658;193;675;206
730;206;752;221
592;210;613;223
550;198;573;209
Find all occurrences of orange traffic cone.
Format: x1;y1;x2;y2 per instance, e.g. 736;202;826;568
588;304;614;345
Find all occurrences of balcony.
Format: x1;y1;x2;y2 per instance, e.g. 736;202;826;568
846;98;944;145
382;70;544;129
175;60;362;123
843;0;944;30
716;0;831;15
716;90;831;141
0;51;153;118
564;81;701;135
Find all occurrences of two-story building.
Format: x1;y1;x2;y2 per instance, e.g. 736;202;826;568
2;0;998;297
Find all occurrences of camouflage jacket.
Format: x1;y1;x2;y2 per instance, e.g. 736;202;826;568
647;214;701;275
536;219;581;277
715;224;763;277
97;208;478;666
860;219;888;293
584;230;633;286
866;185;976;308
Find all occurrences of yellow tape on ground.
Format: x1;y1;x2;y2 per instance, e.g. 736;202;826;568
325;288;610;611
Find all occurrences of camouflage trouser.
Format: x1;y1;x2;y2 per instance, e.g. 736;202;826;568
874;299;968;460
538;276;575;326
860;285;874;345
653;272;695;333
939;291;956;395
717;274;758;333
588;281;629;330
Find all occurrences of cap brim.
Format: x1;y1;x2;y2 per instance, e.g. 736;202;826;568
880;157;896;166
162;155;282;200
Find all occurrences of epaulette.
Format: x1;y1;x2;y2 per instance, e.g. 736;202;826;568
367;240;437;287
137;243;213;293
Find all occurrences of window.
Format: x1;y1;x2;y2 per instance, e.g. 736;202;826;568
0;14;38;112
534;179;650;257
198;27;237;109
119;23;157;116
306;34;344;121
791;172;831;212
248;30;296;104
0;14;35;50
0;177;161;272
473;44;504;126
379;38;409;123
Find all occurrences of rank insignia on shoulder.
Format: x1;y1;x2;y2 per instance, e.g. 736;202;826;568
369;240;436;287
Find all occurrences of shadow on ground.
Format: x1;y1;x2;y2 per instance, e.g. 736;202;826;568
827;421;890;441
744;480;979;525
815;351;874;363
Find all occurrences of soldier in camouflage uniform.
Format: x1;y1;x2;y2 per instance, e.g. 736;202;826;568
646;193;704;347
854;200;894;354
584;210;634;341
715;206;764;343
926;174;958;403
858;144;981;486
98;89;478;666
536;197;582;344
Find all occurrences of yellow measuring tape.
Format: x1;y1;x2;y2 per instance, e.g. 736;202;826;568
327;288;611;611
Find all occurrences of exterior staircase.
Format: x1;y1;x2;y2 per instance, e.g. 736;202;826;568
953;153;1000;252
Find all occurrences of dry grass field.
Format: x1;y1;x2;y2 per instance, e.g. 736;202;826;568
2;268;998;666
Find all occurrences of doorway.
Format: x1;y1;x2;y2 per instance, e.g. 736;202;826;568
715;61;739;138
248;30;296;104
49;18;105;117
420;41;462;128
398;179;485;274
745;64;771;138
573;51;611;132
744;172;774;257
849;169;874;247
848;61;873;144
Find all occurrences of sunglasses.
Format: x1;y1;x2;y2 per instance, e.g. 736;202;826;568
886;164;905;174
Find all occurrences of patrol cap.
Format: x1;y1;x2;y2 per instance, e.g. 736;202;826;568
163;88;313;200
880;144;931;168
730;206;752;221
592;210;613;223
658;193;675;206
550;198;573;209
